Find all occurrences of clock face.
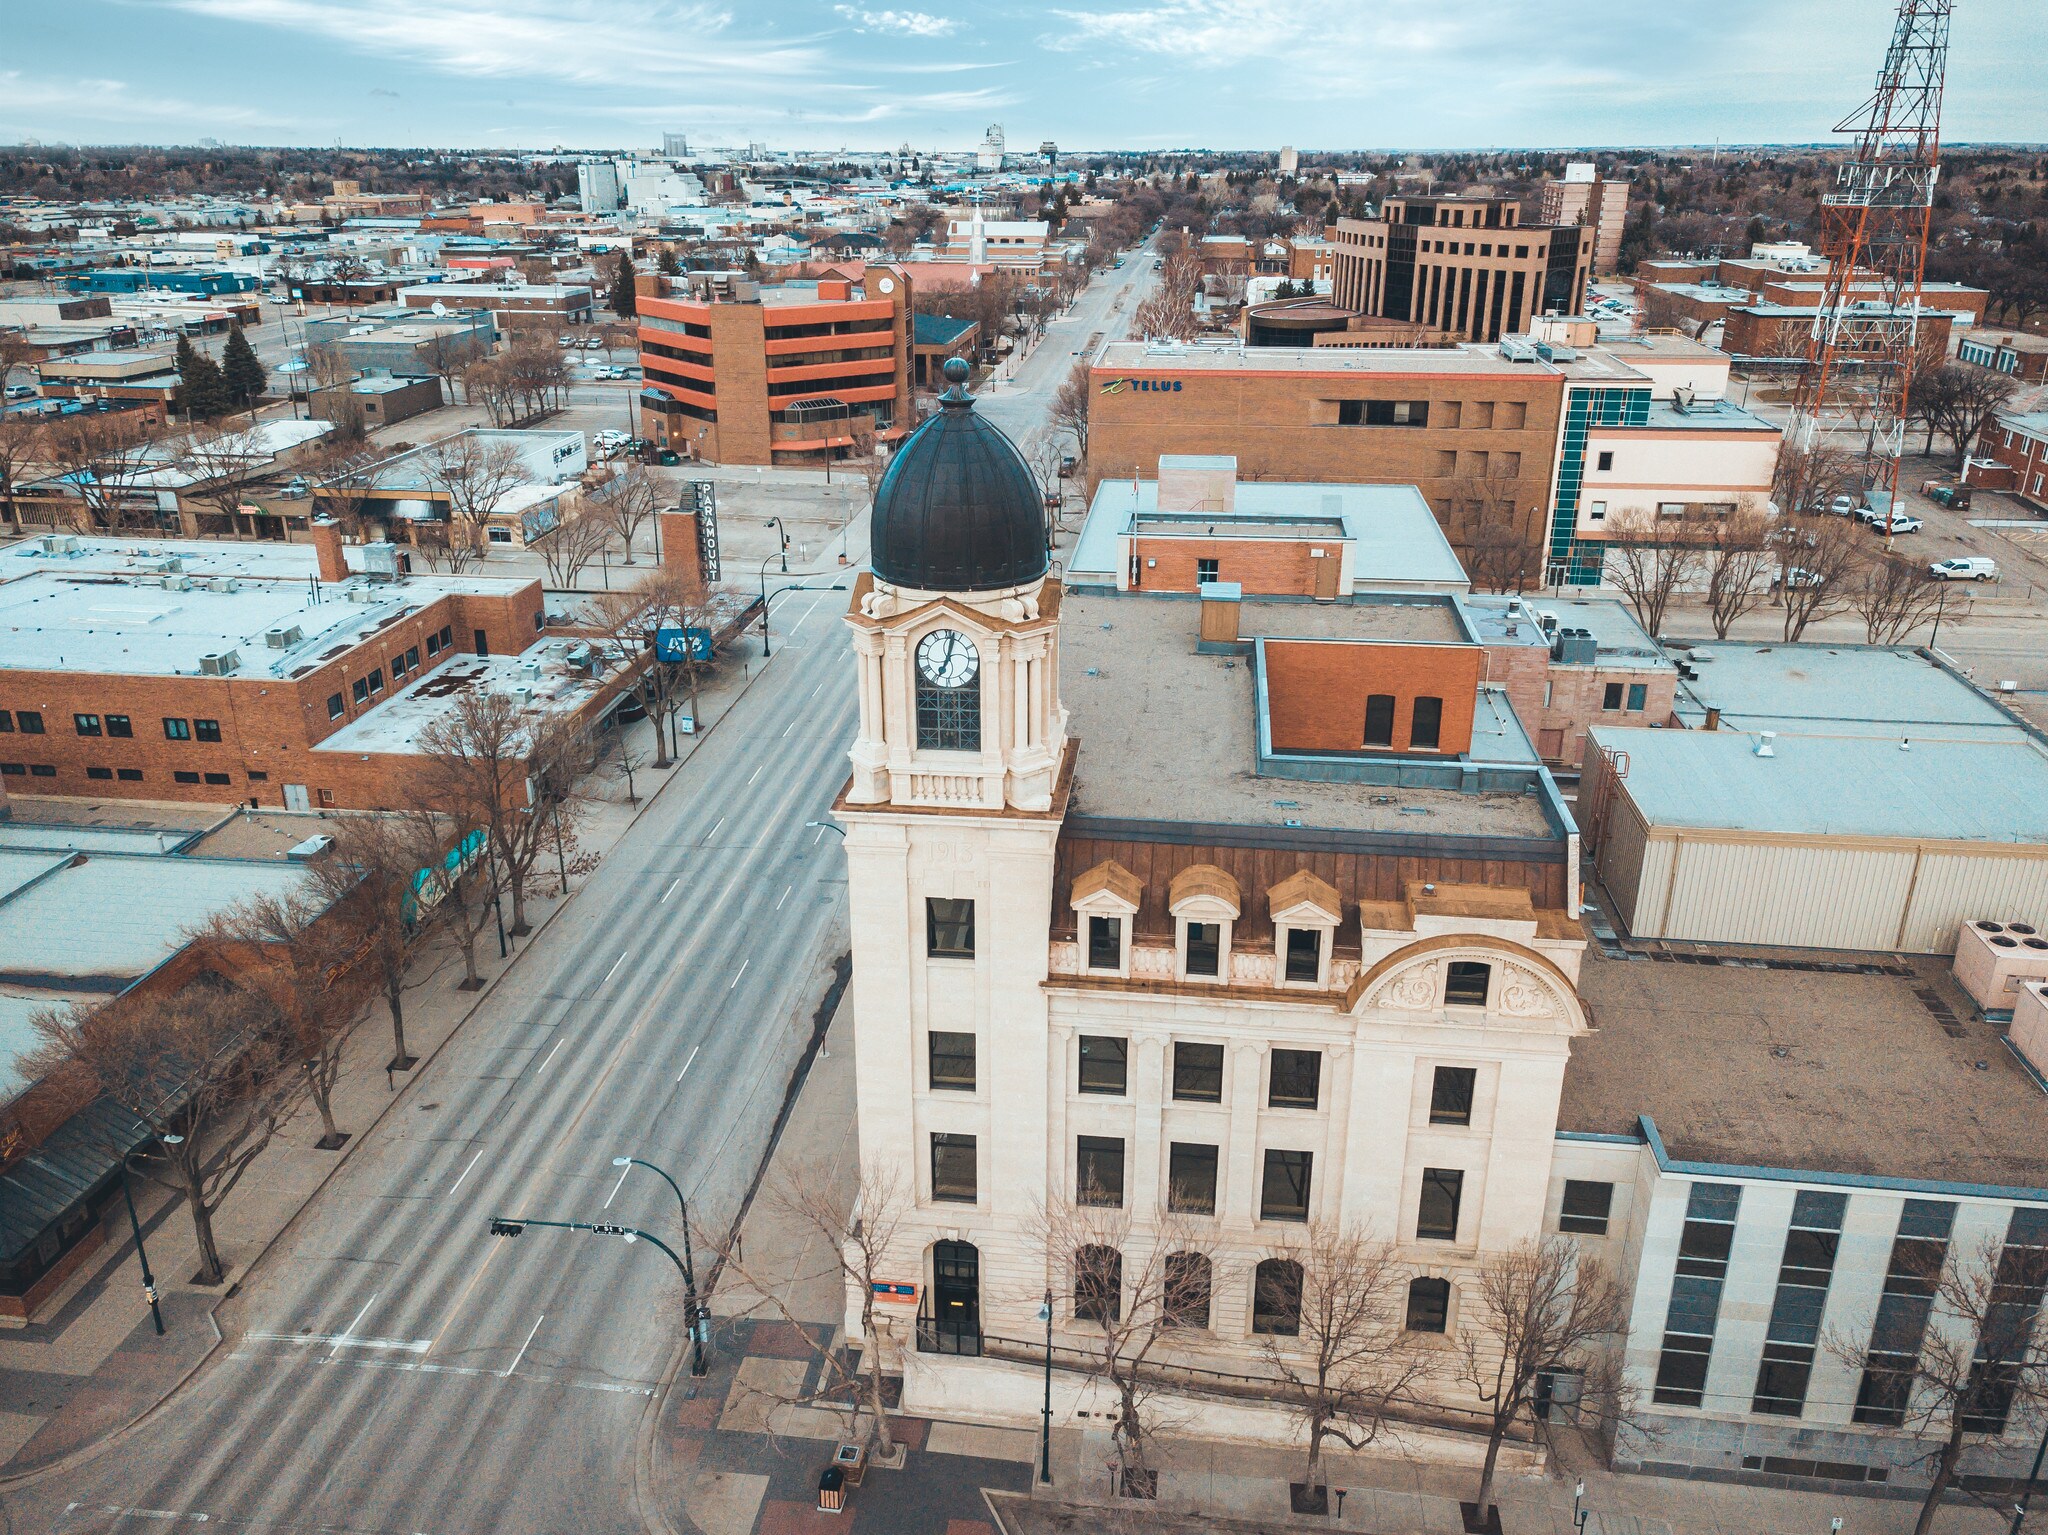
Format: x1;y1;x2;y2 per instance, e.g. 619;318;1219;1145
916;629;979;689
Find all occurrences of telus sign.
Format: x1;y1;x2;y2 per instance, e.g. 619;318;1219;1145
1098;377;1184;395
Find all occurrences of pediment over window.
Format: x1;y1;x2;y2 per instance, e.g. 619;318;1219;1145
1072;858;1142;917
1269;868;1342;929
1169;862;1241;921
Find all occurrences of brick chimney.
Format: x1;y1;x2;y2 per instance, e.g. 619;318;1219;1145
309;516;349;583
659;507;706;603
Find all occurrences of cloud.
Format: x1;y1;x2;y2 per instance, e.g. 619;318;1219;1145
833;5;957;36
0;69;293;131
369;87;401;99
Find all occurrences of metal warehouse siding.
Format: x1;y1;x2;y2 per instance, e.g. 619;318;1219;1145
1655;837;1920;950
1897;849;2048;952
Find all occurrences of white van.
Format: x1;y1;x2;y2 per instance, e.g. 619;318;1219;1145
1929;556;1998;581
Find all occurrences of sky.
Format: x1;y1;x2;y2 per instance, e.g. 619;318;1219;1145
5;0;2046;155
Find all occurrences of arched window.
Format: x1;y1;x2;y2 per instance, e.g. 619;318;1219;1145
1074;1244;1122;1324
1162;1252;1212;1329
1406;1276;1451;1334
1252;1257;1303;1336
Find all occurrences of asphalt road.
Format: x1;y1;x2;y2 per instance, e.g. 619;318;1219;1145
0;252;1156;1535
0;582;860;1535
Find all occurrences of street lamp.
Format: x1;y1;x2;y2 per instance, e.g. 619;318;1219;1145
1036;1290;1054;1485
766;517;790;574
804;820;846;839
120;1133;183;1336
489;1211;708;1377
1572;1478;1589;1535
611;1156;710;1378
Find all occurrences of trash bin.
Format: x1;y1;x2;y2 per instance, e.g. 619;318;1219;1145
817;1466;846;1514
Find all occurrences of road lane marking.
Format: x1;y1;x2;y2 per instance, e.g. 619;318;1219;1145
248;1331;432;1353
602;951;627;988
225;1351;656;1395
729;959;749;990
813;826;826;846
776;885;792;910
703;815;725;842
675;1044;700;1083
603;1163;631;1209
503;1314;545;1378
329;1293;377;1358
662;878;681;902
748;763;763;784
535;1038;565;1075
447;1147;487;1197
782;720;795;737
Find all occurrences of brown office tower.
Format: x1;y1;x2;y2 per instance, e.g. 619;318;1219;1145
1538;165;1631;275
1331;194;1594;343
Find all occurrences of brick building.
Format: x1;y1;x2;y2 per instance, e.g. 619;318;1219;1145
1330;194;1593;344
1967;401;2048;509
1959;328;2048;382
636;273;915;467
1086;339;1566;568
0;529;623;812
1536;164;1630;274
397;282;594;326
1721;303;1955;363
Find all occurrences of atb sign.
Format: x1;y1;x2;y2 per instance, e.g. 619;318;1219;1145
654;626;712;663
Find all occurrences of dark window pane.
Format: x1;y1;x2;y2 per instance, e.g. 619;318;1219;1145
1406;1277;1451;1333
1410;696;1443;750
1418;1168;1464;1241
1364;693;1396;748
1077;1136;1125;1207
1688;1182;1743;1223
1253;1258;1303;1335
1087;914;1122;970
1284;927;1322;983
1163;1252;1211;1328
106;714;132;737
327;693;345;720
1445;961;1491;1007
1078;1035;1128;1096
1429;1066;1476;1125
1184;921;1221;977
916;678;981;751
194;718;222;742
117;768;143;781
1173;1042;1224;1102
928;1031;975;1091
1679;1221;1735;1264
0;713;12;733
86;766;112;780
1269;1048;1320;1109
1753;1344;1816;1416
1560;1180;1614;1235
1627;682;1648;712
1654;1342;1711;1406
1261;1149;1312;1222
1196;558;1219;585
1167;1143;1218;1216
16;712;42;734
926;897;975;958
1603;683;1624;710
162;717;190;740
74;714;101;736
1074;1245;1122;1323
931;1133;977;1202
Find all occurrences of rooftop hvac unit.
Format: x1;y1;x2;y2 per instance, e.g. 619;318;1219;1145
198;649;240;676
141;556;184;574
1555;629;1599;666
360;541;402;578
287;834;336;861
265;624;305;648
346;587;383;604
162;573;192;592
38;533;82;556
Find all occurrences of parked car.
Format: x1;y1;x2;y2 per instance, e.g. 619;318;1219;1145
1869;512;1923;535
4;384;34;401
1930;556;1998;581
557;335;574;347
1058;456;1077;478
1774;566;1826;590
1827;495;1860;517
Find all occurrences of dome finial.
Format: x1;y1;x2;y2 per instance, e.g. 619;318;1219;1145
939;356;973;408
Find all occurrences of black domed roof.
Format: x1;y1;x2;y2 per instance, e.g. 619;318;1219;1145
870;360;1048;593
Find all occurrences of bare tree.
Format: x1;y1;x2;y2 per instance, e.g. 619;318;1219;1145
1922;362;2017;471
307;814;451;1069
591;568;728;767
1700;502;1776;639
1257;1224;1428;1503
0;412;45;530
40;410;169;532
30;985;305;1285
420;328;489;404
305;343;367;440
1050;357;1092;457
413;692;528;978
1847;548;1966;646
709;1163;912;1459
534;500;614;588
1773;438;1863;520
1826;1229;2048;1535
1133;248;1203;341
1774;514;1863;641
176;419;274;534
205;887;371;1151
1034;1197;1220;1496
1458;1237;1631;1520
422;433;532;568
589;460;659;564
1603;510;1698;638
1459;466;1543;594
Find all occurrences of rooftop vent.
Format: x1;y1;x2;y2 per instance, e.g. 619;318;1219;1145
198;649;240;676
1755;730;1776;758
287;834;336;861
265;625;305;649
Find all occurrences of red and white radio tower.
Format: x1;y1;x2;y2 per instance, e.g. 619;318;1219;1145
1784;0;1950;519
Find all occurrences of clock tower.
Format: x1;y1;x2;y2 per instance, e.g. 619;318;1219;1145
834;358;1068;1364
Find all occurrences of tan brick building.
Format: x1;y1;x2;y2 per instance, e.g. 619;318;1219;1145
1086;341;1567;567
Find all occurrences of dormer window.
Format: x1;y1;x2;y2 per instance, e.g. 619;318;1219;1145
1268;869;1342;989
1070;858;1140;978
1169;863;1241;984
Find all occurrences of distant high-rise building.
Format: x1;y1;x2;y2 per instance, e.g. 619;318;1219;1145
1039;140;1058;164
976;124;1006;173
577;158;623;214
663;132;690;158
1538;164;1630;275
1279;145;1299;176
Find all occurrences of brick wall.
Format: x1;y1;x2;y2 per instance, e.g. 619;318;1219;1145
1262;639;1481;756
1129;537;1324;596
1481;640;1676;767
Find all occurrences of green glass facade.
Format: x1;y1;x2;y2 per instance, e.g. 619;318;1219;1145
1548;383;1652;586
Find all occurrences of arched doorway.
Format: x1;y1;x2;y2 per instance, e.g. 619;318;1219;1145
919;1240;981;1355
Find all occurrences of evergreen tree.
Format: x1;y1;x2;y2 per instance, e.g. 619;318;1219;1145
656;246;681;277
610;252;637;318
221;324;266;409
174;335;231;420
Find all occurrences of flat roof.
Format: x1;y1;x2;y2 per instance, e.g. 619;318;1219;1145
1061;592;1555;841
1463;595;1670;666
1670;641;2026;740
1592;397;1778;433
1590;725;2048;845
0;534;533;680
313;642;620;756
1093;339;1556;378
1563;951;2048;1190
1072;477;1468;592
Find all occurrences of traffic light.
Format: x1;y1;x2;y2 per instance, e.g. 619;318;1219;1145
489;1218;525;1237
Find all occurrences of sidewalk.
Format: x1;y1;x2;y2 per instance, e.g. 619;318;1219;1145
0;615;784;1484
